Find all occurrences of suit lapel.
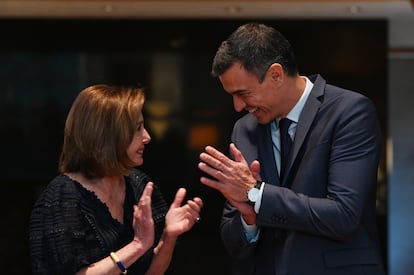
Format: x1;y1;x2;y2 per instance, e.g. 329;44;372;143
283;75;325;186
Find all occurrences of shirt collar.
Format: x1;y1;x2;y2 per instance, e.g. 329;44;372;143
285;76;313;124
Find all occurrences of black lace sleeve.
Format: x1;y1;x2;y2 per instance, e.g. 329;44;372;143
29;175;92;275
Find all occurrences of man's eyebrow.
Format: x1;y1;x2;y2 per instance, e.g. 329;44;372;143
230;89;247;95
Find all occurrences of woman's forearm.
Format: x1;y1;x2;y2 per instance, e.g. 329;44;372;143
75;240;150;275
145;232;178;275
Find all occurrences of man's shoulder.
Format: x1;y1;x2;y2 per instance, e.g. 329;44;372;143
234;113;259;129
309;74;371;106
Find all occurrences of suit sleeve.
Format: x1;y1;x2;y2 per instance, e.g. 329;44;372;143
218;117;260;265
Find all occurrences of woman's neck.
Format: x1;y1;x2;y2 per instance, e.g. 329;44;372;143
66;172;126;223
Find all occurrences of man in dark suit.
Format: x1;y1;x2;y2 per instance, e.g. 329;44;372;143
198;22;385;275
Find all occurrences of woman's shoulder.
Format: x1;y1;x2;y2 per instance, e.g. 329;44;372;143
126;168;153;187
34;174;80;205
128;168;150;179
126;168;166;203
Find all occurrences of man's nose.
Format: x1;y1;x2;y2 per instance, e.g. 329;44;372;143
233;96;246;112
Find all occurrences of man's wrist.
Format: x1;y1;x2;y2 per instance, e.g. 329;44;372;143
247;181;263;203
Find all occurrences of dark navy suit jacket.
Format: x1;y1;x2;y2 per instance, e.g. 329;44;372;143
220;75;385;275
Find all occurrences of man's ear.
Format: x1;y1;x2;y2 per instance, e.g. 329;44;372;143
268;63;284;83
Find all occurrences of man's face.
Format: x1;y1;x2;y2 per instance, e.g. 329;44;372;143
219;63;281;124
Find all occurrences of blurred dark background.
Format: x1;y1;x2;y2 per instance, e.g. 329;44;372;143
0;19;387;274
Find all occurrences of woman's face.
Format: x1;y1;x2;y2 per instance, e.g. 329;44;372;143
126;112;151;166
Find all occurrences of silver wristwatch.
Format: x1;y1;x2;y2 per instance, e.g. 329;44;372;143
247;181;263;203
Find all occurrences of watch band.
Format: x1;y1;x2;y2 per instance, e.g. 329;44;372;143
253;180;262;189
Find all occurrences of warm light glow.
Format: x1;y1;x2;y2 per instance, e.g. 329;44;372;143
387;137;394;176
188;124;219;150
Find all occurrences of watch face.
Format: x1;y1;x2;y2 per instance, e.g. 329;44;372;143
248;188;260;202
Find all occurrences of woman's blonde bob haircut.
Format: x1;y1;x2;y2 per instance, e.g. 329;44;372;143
59;84;145;179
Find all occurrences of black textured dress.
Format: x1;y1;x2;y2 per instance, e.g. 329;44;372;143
29;168;168;275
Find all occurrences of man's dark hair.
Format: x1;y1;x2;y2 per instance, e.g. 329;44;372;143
212;22;298;82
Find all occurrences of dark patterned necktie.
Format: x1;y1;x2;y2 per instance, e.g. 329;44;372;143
279;118;292;180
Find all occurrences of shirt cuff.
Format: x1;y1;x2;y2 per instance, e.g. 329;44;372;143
254;182;265;213
241;216;260;243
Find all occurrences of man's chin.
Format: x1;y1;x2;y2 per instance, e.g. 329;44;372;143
253;114;270;125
